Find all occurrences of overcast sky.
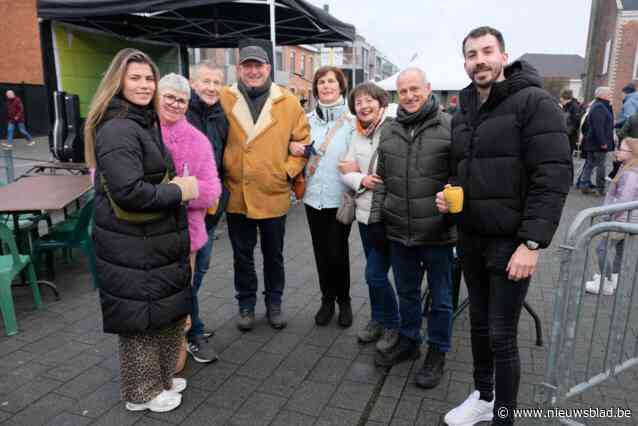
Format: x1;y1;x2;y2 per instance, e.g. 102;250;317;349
308;0;592;87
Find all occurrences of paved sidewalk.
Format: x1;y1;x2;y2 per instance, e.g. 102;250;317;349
1;184;637;425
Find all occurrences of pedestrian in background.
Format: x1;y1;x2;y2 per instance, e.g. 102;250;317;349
2;90;35;149
578;86;614;196
585;137;638;295
85;48;198;413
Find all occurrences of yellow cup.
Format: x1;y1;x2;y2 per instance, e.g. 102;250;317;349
443;186;464;214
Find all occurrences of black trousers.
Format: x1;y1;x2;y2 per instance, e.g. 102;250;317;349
458;233;530;426
227;213;286;310
305;205;352;305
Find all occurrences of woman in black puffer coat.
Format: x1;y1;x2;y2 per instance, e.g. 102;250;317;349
84;48;200;413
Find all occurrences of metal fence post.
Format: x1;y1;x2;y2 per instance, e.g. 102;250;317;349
1;149;15;183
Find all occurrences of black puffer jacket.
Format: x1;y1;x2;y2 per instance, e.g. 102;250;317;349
450;60;572;248
369;96;456;247
186;93;229;228
94;97;191;334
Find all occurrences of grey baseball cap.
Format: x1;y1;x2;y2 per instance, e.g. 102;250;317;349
239;46;270;64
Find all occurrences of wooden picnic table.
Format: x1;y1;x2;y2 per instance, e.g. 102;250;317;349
0;175;93;299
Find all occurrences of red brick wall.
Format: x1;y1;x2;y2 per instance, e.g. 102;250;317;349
613;20;638;112
0;0;43;84
284;46;312;102
588;0;618;101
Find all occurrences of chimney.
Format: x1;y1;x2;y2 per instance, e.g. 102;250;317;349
323;4;329;13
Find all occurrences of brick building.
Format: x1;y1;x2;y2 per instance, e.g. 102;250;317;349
583;0;638;112
0;0;42;85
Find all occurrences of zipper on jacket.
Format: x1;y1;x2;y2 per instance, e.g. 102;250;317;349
406;135;412;244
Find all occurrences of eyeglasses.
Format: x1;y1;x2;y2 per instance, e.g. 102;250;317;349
162;93;188;108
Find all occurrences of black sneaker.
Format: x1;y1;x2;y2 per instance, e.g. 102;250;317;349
186;336;219;364
202;328;215;339
338;302;353;328
415;346;446;389
315;300;335;326
374;335;421;367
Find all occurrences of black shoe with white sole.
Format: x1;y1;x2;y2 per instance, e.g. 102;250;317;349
187;336;219;364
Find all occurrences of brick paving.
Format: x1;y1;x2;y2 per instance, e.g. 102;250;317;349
1;146;637;425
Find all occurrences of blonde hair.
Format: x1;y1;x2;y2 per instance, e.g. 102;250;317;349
84;48;160;168
614;137;638;183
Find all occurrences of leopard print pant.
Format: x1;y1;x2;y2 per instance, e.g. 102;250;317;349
118;318;185;403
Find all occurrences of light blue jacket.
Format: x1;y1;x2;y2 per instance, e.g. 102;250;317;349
304;102;355;210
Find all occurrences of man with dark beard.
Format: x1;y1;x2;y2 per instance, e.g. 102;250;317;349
436;27;571;425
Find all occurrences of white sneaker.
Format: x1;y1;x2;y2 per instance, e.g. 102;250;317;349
125;390;182;412
601;274;618;296
444;390;494;426
170;378;187;393
586;274;618;295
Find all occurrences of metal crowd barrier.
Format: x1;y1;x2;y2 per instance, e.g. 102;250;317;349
536;201;638;425
0;149;15;183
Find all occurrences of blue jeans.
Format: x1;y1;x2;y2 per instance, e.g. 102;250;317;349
7;122;33;146
227;213;286;310
390;242;454;350
188;225;217;340
596;237;624;280
578;151;606;192
359;223;399;329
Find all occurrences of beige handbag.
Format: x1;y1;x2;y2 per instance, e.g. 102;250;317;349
336;149;378;225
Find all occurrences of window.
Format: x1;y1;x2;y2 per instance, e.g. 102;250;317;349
633;43;638;79
308;56;314;79
602;39;611;75
290;50;297;73
276;49;284;71
225;49;236;65
362;47;369;70
301;53;306;78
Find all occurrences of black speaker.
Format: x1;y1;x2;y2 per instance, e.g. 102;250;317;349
52;91;67;160
52;92;82;162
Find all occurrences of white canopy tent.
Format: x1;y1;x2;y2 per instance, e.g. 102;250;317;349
375;55;470;92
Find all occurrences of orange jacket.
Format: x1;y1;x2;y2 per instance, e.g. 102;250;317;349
220;83;310;219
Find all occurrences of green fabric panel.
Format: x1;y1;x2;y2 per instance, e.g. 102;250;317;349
53;24;179;116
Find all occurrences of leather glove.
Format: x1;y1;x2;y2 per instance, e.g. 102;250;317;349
368;222;387;252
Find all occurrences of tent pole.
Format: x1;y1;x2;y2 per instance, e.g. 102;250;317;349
269;0;277;73
351;41;356;88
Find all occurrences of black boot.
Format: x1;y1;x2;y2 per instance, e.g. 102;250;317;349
374;335;421;367
315;300;335;326
415;346;446;389
338;302;353;327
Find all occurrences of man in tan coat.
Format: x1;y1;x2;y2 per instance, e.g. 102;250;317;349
220;46;310;331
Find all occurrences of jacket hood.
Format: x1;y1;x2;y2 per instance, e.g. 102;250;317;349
101;95;157;129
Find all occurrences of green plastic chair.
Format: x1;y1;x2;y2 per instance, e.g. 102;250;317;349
32;199;98;289
0;224;42;336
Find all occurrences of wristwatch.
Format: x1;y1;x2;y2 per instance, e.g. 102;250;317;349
524;240;540;251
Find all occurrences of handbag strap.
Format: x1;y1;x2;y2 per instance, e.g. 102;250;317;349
367;149;378;176
307;113;350;177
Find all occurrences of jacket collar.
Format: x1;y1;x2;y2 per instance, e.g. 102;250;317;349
226;83;284;144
